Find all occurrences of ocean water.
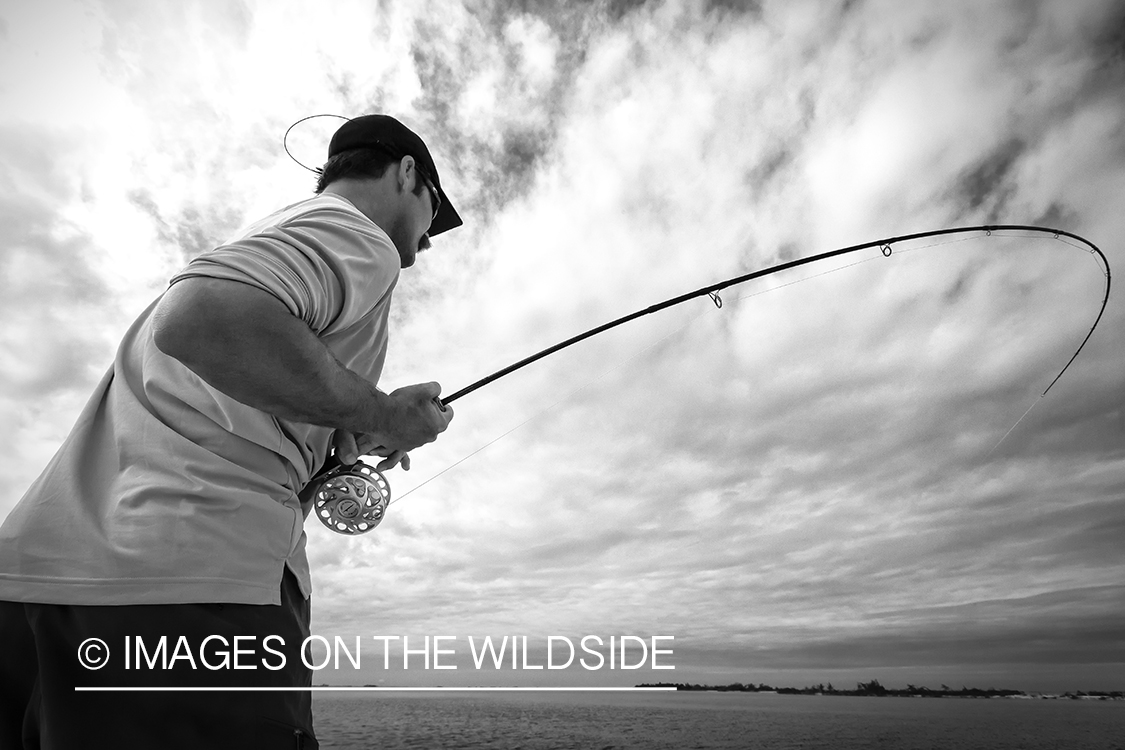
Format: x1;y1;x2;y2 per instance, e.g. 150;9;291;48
312;691;1125;749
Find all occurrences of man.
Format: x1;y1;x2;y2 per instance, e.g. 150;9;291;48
0;114;458;748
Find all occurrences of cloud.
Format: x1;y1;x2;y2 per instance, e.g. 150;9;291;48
0;123;123;491
727;584;1125;670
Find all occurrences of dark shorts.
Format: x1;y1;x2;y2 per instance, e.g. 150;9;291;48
0;570;317;749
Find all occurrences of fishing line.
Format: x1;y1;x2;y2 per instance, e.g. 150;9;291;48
392;298;730;504
394;244;909;502
284;113;348;173
986;398;1043;459
391;347;659;504
308;225;1111;536
981;232;1111;457
411;230;1078;485
726;252;882;305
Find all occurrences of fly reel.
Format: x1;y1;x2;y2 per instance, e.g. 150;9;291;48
312;462;391;535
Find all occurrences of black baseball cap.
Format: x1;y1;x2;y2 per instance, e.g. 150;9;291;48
328;114;463;237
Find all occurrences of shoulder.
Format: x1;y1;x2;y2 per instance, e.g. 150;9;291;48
222;195;397;271
278;195;396;264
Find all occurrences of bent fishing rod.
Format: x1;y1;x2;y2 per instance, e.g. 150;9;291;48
309;224;1111;535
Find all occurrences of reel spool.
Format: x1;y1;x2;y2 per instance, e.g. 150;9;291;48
313;462;391;535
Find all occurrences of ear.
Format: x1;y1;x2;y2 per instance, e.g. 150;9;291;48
397;155;417;190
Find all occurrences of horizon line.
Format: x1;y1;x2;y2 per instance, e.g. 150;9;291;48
74;686;679;692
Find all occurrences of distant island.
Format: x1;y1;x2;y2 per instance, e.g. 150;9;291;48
635;679;1124;700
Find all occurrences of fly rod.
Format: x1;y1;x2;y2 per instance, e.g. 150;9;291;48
309;224;1111;535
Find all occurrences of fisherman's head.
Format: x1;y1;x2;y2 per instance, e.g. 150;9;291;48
317;115;461;268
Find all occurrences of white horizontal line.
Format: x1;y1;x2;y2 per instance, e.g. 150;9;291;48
75;686;678;693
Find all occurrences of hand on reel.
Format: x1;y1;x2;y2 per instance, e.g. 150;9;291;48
310;387;451;535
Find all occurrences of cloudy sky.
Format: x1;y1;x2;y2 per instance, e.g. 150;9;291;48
1;0;1122;693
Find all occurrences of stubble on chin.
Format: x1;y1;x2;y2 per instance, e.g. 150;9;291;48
384;215;416;268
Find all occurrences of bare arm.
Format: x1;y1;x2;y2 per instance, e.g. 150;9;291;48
151;276;451;453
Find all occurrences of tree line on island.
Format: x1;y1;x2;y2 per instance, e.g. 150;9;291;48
636;679;1124;699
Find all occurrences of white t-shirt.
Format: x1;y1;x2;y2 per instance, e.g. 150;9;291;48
0;194;399;605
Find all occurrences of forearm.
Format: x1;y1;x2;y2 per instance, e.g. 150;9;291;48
190;328;390;435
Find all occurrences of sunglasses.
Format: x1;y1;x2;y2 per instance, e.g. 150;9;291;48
417;169;441;221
